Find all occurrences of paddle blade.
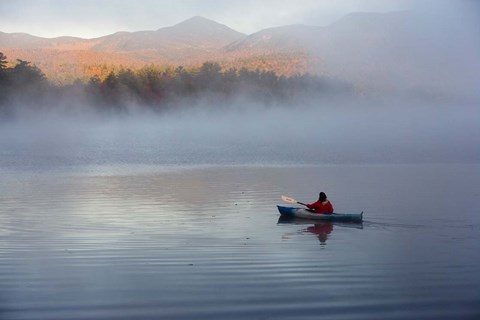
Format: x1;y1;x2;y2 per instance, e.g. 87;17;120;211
281;195;297;204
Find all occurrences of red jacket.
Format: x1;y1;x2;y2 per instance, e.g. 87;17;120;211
306;200;334;214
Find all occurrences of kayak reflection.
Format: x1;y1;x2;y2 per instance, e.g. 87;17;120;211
278;216;363;245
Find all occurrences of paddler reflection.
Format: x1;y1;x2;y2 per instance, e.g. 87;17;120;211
278;216;363;245
278;216;335;245
306;222;333;245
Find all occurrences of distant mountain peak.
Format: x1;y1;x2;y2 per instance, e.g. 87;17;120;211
175;16;216;25
167;16;238;32
155;15;245;47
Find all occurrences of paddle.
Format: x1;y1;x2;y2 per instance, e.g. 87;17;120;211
281;195;308;207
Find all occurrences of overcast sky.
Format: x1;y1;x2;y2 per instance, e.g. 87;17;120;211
0;0;478;38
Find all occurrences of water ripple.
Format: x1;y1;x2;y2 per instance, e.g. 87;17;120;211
1;165;479;319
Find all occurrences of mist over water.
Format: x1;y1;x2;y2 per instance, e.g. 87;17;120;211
1;97;479;172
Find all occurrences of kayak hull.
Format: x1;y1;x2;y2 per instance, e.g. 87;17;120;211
277;206;363;222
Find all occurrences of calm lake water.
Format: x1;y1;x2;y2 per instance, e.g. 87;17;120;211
1;115;479;319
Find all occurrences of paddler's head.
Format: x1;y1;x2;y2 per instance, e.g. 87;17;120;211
319;192;327;202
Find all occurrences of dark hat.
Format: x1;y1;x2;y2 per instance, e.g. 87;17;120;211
319;192;327;201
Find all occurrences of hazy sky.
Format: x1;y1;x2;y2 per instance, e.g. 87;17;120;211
0;0;477;38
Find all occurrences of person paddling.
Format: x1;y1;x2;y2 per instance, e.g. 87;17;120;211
306;192;334;214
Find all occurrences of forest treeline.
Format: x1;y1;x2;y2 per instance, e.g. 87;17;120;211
0;52;352;116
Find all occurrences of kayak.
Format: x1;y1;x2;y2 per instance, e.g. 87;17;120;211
277;216;363;229
277;206;363;222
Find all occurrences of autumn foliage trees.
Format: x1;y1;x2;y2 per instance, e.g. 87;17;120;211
0;52;352;116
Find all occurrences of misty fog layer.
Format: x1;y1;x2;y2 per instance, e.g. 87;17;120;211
307;10;480;102
1;98;478;171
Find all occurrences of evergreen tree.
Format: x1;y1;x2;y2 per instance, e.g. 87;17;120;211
0;52;8;109
9;59;46;86
0;52;7;71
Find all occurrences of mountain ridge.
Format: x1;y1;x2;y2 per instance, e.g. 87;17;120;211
1;12;478;100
